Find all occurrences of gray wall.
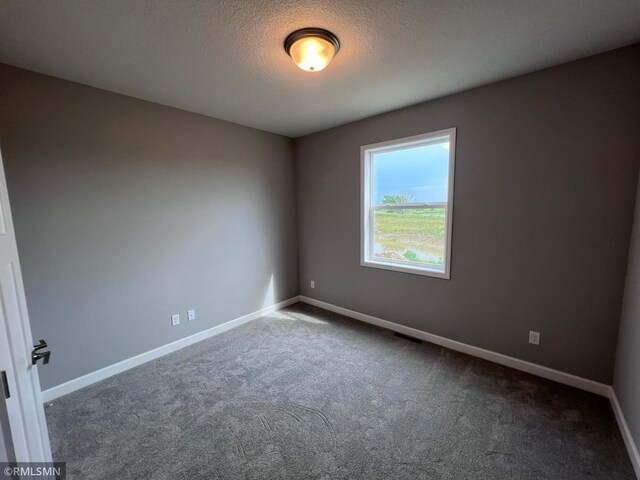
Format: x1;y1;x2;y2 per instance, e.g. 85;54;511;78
0;64;299;390
613;171;640;454
1;45;639;392
295;45;640;384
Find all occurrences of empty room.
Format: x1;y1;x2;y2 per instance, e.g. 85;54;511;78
1;1;640;479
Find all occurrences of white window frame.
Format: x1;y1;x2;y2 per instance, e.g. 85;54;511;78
360;128;456;279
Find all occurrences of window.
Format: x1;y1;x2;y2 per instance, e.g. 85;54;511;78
361;128;456;279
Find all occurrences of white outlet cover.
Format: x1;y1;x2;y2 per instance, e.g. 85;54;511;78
310;280;315;288
529;331;540;345
188;309;196;321
171;314;180;326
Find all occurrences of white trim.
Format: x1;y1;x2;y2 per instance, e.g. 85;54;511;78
360;128;456;280
372;202;446;210
299;295;611;397
609;388;640;478
0;146;52;462
41;296;301;402
360;258;449;279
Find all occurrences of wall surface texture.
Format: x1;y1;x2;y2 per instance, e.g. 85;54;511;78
1;45;640;391
295;45;640;384
614;170;640;454
0;64;298;390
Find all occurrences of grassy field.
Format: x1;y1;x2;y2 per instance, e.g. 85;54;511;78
373;208;446;265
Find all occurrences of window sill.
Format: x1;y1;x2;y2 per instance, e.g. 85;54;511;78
360;258;450;279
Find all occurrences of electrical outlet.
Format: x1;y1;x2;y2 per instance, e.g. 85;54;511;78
188;309;196;321
310;280;315;288
171;314;180;326
529;331;540;345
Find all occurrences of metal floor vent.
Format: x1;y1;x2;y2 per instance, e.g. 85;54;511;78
393;332;423;343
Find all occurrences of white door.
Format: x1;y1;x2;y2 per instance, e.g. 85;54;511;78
0;147;52;462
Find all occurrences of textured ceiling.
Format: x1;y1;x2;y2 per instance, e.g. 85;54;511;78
0;1;639;137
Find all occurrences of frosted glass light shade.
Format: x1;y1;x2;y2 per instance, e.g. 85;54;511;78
289;36;335;72
284;28;340;73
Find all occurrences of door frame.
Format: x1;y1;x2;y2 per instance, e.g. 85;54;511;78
0;144;52;462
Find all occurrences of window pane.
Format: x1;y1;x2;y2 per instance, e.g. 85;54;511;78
362;130;454;278
373;208;446;268
373;140;450;205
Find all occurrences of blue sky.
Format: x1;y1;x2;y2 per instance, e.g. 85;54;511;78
373;142;450;203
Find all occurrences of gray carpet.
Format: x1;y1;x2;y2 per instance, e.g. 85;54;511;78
45;303;635;479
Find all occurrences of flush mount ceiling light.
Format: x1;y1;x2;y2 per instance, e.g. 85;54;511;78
284;28;340;72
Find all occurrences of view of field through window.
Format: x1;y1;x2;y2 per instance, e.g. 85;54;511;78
372;140;450;269
373;208;446;265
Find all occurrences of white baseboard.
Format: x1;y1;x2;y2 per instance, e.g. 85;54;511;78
299;295;611;397
610;388;640;478
41;296;301;402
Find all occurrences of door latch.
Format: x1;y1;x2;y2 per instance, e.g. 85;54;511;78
32;339;51;365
